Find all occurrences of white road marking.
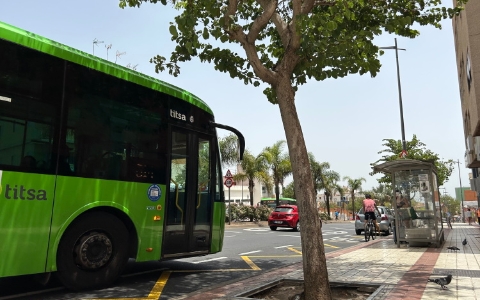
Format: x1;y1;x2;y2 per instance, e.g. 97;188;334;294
243;228;270;232
275;245;294;249
322;231;348;235
238;250;262;255
192;257;228;264
278;235;300;238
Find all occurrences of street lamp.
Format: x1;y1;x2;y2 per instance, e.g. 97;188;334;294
379;38;407;154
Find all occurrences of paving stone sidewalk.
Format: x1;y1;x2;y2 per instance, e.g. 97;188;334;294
185;222;480;299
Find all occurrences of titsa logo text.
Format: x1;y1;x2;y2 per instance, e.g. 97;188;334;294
3;184;47;200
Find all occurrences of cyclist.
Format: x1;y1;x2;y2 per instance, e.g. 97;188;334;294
363;194;381;234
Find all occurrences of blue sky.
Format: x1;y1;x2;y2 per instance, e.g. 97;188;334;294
0;0;469;197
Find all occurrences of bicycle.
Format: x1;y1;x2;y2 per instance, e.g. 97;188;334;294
365;217;376;242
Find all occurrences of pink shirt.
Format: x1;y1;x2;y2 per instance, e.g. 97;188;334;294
363;199;376;212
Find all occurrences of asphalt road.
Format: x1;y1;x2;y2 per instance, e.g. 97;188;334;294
0;221;371;300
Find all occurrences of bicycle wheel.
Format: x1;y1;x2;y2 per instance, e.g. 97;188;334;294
364;223;370;242
370;223;375;240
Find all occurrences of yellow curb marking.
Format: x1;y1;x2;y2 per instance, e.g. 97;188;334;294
174;268;261;272
87;271;171;300
241;255;261;270
288;247;303;254
88;248;308;299
148;271;171;298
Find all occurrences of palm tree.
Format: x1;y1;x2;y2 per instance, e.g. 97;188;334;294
334;184;346;220
233;150;270;221
321;171;340;217
344;176;366;217
372;183;393;207
219;133;240;166
260;141;291;207
310;156;339;217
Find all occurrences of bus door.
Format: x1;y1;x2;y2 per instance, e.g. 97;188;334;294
163;129;213;257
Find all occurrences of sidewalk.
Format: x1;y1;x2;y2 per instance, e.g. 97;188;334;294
186;222;480;299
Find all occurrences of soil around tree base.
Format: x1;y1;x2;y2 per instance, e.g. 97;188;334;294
239;279;379;300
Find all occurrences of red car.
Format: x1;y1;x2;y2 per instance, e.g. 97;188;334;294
268;205;300;231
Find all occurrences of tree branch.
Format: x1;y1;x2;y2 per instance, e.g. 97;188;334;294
258;0;289;49
248;0;277;42
224;0;277;84
302;0;317;13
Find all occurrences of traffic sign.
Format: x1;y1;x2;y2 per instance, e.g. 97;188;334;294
224;178;234;188
225;169;233;178
399;150;407;158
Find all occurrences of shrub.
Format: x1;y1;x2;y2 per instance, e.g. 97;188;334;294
319;212;331;221
225;204;273;222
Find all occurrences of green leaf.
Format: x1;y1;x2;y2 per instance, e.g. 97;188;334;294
169;25;178;38
344;9;351;20
203;28;209;40
327;21;337;31
186;41;193;54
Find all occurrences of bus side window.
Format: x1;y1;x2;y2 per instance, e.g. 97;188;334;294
0;39;61;174
64;63;167;183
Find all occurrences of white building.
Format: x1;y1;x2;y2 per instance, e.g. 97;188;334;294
222;165;271;206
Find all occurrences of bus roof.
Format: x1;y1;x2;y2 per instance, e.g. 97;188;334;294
0;21;213;115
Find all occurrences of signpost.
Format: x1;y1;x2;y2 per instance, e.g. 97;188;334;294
225;170;234;224
224;178;234;188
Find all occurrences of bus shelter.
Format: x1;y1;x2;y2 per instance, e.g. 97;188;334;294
372;159;444;248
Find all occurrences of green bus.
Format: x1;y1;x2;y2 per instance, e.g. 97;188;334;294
260;197;297;208
0;21;244;290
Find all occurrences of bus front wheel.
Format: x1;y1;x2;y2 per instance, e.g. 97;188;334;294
56;212;129;291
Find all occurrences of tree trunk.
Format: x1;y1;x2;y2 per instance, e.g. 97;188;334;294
275;184;280;207
325;193;331;217
249;179;254;222
275;75;331;300
351;191;355;220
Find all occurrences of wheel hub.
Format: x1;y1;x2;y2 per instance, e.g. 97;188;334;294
75;232;112;269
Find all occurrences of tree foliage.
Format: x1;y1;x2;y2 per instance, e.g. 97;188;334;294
371;134;455;186
118;1;467;299
312;160;340;216
370;183;393;207
120;0;466;100
344;176;366;215
283;181;296;199
259;140;291;206
219;133;240;167
441;194;461;215
233;149;271;209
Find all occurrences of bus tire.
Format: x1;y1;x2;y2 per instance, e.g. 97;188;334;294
56;212;129;291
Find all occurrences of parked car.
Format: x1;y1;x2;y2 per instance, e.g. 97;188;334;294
268;205;300;231
354;206;394;236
